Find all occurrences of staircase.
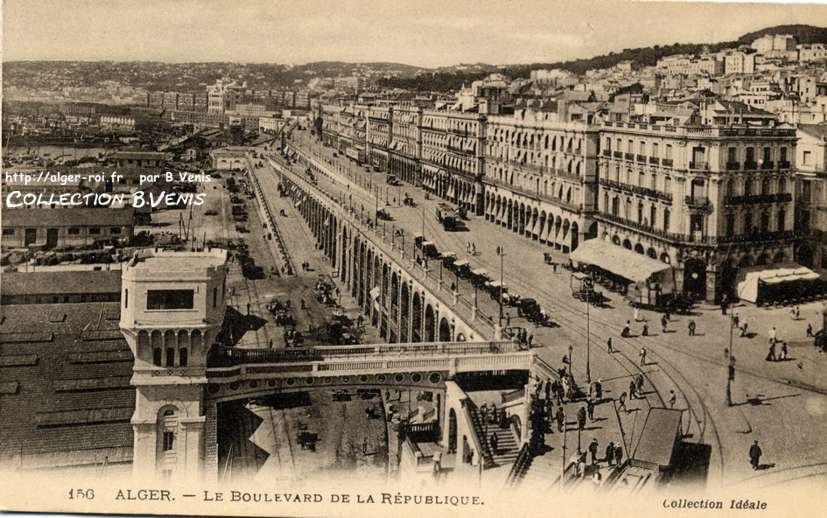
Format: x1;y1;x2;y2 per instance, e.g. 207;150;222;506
468;407;520;468
518;451;561;488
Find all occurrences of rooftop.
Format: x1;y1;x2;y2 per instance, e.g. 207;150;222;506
125;248;228;272
2;207;135;228
112;151;166;160
1;270;122;297
0;301;134;467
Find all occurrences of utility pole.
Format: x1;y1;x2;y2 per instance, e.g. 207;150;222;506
586;282;591;384
497;245;505;327
727;313;735;406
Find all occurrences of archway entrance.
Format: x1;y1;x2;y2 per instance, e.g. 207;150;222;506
683;258;707;300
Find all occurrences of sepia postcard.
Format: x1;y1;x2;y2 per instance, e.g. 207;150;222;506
2;1;827;516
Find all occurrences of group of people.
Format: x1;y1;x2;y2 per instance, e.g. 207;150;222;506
465;241;477;256
766;325;790;362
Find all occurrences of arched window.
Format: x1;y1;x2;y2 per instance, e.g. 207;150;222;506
778;177;786;194
153;348;162;366
166;348;175;367
179;348;188;367
124;289;128;309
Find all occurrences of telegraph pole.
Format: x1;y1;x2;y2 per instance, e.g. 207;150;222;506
727;313;735;406
497;245;505;328
586;286;591;384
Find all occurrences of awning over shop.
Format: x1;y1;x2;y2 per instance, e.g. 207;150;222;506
453;259;469;268
632;408;682;471
471;268;489;278
570;239;671;283
441;251;456;260
736;264;820;303
487;280;506;288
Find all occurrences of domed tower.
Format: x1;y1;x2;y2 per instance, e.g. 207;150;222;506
119;248;228;480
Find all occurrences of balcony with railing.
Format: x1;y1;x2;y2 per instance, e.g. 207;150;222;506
649;156;659;165
684;196;711;210
744;161;758;170
779;160;791;170
636;154;646;163
726;162;740;171
613;151;623;159
598;178;672;202
761;161;775;170
602;149;612;157
724;193;792;205
662;158;673;168
689;161;708;171
624;152;634;161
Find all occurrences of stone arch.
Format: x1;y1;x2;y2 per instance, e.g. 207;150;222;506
647;247;658;259
660;252;671;264
756;253;769;266
424;304;436;342
739;255;755;267
399;282;410;343
634;243;645;255
612;235;622;246
772;250;786;263
438;317;451;341
622;238;633;250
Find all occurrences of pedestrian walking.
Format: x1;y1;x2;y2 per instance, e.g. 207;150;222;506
688;319;696;336
528;334;534;347
635;374;644;395
587;399;595;421
618;392;628;413
642;323;649;336
732;311;740;329
740;320;749;338
721;293;729;315
490;432;499;455
595;378;603;400
629;379;637;400
668;389;677;408
588;438;599;465
614;446;624;466
780;341;789;361
506;312;511;327
769;326;777;345
661;314;669;333
621;322;631;338
807;323;815;338
577;406;587;431
607;337;614;353
749;440;762;470
766;341;777;362
791;306;801;320
246;302;251;315
639;347;647;366
605;442;616;466
556;407;565;432
634;306;641;322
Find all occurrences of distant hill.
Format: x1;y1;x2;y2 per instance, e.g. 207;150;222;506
380;24;827;91
737;24;827;45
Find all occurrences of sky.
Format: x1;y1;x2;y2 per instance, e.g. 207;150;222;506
3;0;827;67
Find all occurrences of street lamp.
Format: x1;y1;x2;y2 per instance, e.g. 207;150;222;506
568;345;573;374
585;275;591;384
727;313;735;406
496;245;505;328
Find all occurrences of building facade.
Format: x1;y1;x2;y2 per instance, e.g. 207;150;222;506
483;110;600;253
596;117;796;301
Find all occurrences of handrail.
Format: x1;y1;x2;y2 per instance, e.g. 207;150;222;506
505;442;533;486
462;402;491;469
